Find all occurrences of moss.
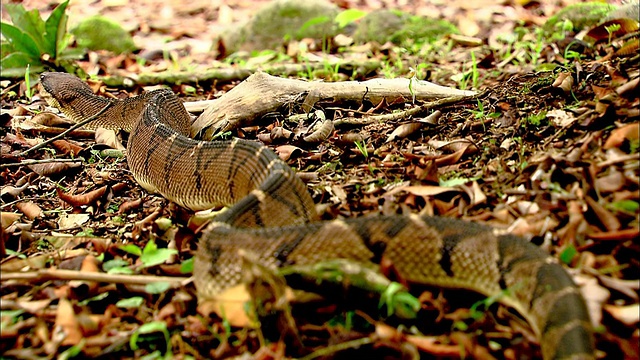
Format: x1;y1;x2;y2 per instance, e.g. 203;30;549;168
71;16;136;54
544;2;617;34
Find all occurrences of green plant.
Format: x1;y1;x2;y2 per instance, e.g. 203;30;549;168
1;1;83;78
604;23;621;45
354;139;368;158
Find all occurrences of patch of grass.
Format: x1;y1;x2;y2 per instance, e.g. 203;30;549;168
522;111;548;128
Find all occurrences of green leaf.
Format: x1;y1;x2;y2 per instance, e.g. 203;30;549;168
119;244;142;256
559;244;578;265
335;9;366;28
45;0;70;58
180;257;194;274
129;321;170;353
1;53;44;77
0;22;42;59
4;4;46;53
116;296;144;308
145;282;171;294
140;240;177;268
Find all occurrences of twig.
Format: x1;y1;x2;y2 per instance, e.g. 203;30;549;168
16;101;114;157
0;157;84;170
0;268;190;286
334;94;480;126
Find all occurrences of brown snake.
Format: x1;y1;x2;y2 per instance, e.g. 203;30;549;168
39;72;594;359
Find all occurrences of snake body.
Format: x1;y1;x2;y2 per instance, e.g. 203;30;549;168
39;72;594;359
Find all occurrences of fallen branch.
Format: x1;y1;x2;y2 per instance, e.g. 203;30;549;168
0;158;84;170
0;268;190;286
99;60;381;87
191;72;477;139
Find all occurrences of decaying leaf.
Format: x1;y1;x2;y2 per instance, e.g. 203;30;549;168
28;161;82;177
603;122;639;149
57;213;91;229
53;297;83;346
604;304;640;326
57;186;108;208
15;201;43;219
386;122;422;142
95;128;125;150
275;145;303;161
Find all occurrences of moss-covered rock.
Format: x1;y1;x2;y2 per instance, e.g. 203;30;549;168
71;16;136;54
222;0;339;55
544;2;617;33
353;9;458;45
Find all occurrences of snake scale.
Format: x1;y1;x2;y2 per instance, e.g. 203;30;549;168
39;72;594;359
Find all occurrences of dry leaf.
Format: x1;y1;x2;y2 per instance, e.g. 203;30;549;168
0;212;21;229
387;185;459;197
57;186;108;208
58;213;91;229
52;140;84;156
95;128;125;150
275;145;303;161
28;161;82;176
604;304;640;326
15;201;43;219
197;284;254;328
585;196;621;231
53;297;83;346
603;123;640;149
386;122;422;142
31;112;75;127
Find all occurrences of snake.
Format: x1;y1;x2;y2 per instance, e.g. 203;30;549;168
39;72;595;359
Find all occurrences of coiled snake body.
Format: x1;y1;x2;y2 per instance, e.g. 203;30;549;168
40;72;594;359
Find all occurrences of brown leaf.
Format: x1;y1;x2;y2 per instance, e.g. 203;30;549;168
95;128;125;150
15;201;43;220
52;140;84;156
31;112;75;127
386;122;422;142
604;304;639;326
585;196;621;231
118;198;143;214
275;145;303;161
54;297;83;346
603;123;640;149
0;212;21;229
57;186;108;208
28;161;82;176
586;19;639;41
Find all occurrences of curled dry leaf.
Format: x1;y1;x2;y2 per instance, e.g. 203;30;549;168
95;128;125;150
31;112;75;127
585;19;639;42
604;304;640;327
386;122;422;142
303;119;334;143
28;161;82;177
57;186;108;208
58;213;91;229
118;198;143;214
1;182;30;199
52;140;84;156
552;72;573;94
15;201;43;220
53;297;83;346
603;122;639;149
275;145;303;161
197;284;253;328
585;196;621;232
69;254;101;296
573;273;610;327
0;212;21;229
